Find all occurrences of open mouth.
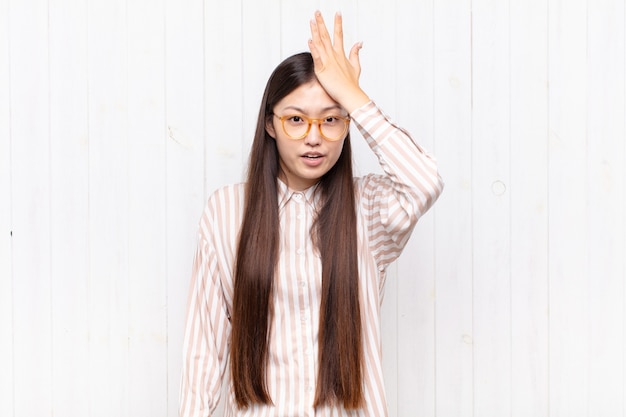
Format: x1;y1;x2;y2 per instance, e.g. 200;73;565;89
301;153;324;166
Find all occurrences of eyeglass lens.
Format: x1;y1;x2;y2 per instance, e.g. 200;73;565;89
282;116;347;140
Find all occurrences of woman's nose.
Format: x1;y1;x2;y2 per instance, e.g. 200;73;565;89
304;122;323;145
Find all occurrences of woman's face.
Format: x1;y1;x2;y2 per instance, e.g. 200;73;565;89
266;79;348;191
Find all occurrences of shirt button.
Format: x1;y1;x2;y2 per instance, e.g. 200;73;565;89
307;386;314;393
294;193;302;200
300;281;306;287
297;249;304;255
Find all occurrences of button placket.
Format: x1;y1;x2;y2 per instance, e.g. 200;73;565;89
291;189;317;408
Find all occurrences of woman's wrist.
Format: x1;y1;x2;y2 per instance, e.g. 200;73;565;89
341;89;371;114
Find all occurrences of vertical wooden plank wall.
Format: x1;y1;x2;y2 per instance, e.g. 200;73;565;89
0;0;13;415
49;0;89;415
127;1;168;415
9;1;52;416
433;0;474;415
548;1;590;415
586;0;625;414
204;0;245;189
510;0;550;416
165;0;205;415
87;1;130;416
1;1;625;416
472;0;512;415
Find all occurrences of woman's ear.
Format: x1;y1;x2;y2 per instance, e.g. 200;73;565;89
265;117;277;139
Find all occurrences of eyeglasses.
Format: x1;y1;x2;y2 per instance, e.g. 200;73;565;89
273;114;350;142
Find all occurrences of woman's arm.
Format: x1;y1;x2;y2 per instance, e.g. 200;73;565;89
308;11;443;269
352;101;444;269
179;208;232;417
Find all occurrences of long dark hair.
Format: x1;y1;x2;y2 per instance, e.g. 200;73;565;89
230;52;363;410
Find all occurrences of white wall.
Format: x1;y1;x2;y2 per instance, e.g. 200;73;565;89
1;0;625;416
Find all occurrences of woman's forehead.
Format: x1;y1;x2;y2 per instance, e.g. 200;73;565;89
275;81;345;115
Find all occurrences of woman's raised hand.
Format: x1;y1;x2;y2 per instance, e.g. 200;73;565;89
308;11;370;113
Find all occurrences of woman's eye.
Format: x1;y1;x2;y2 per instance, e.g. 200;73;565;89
289;116;304;123
324;116;339;124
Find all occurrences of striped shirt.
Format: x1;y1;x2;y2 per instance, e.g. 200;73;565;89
180;101;444;417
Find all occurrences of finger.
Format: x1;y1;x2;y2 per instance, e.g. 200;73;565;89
309;18;320;45
308;38;322;67
333;12;345;53
313;11;332;48
348;41;363;70
309;16;328;57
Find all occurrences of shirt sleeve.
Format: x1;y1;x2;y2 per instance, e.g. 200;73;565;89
179;201;232;417
351;101;444;270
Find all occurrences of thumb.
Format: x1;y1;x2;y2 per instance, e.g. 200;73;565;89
349;41;363;76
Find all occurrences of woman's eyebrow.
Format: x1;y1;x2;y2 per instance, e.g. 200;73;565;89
281;105;344;114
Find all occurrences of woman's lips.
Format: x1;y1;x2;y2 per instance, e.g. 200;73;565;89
301;153;324;167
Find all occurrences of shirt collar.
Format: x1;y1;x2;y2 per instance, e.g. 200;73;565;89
277;178;321;210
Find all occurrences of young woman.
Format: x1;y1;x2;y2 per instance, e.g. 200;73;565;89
180;11;443;417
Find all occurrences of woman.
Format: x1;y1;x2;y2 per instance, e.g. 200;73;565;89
180;11;443;417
